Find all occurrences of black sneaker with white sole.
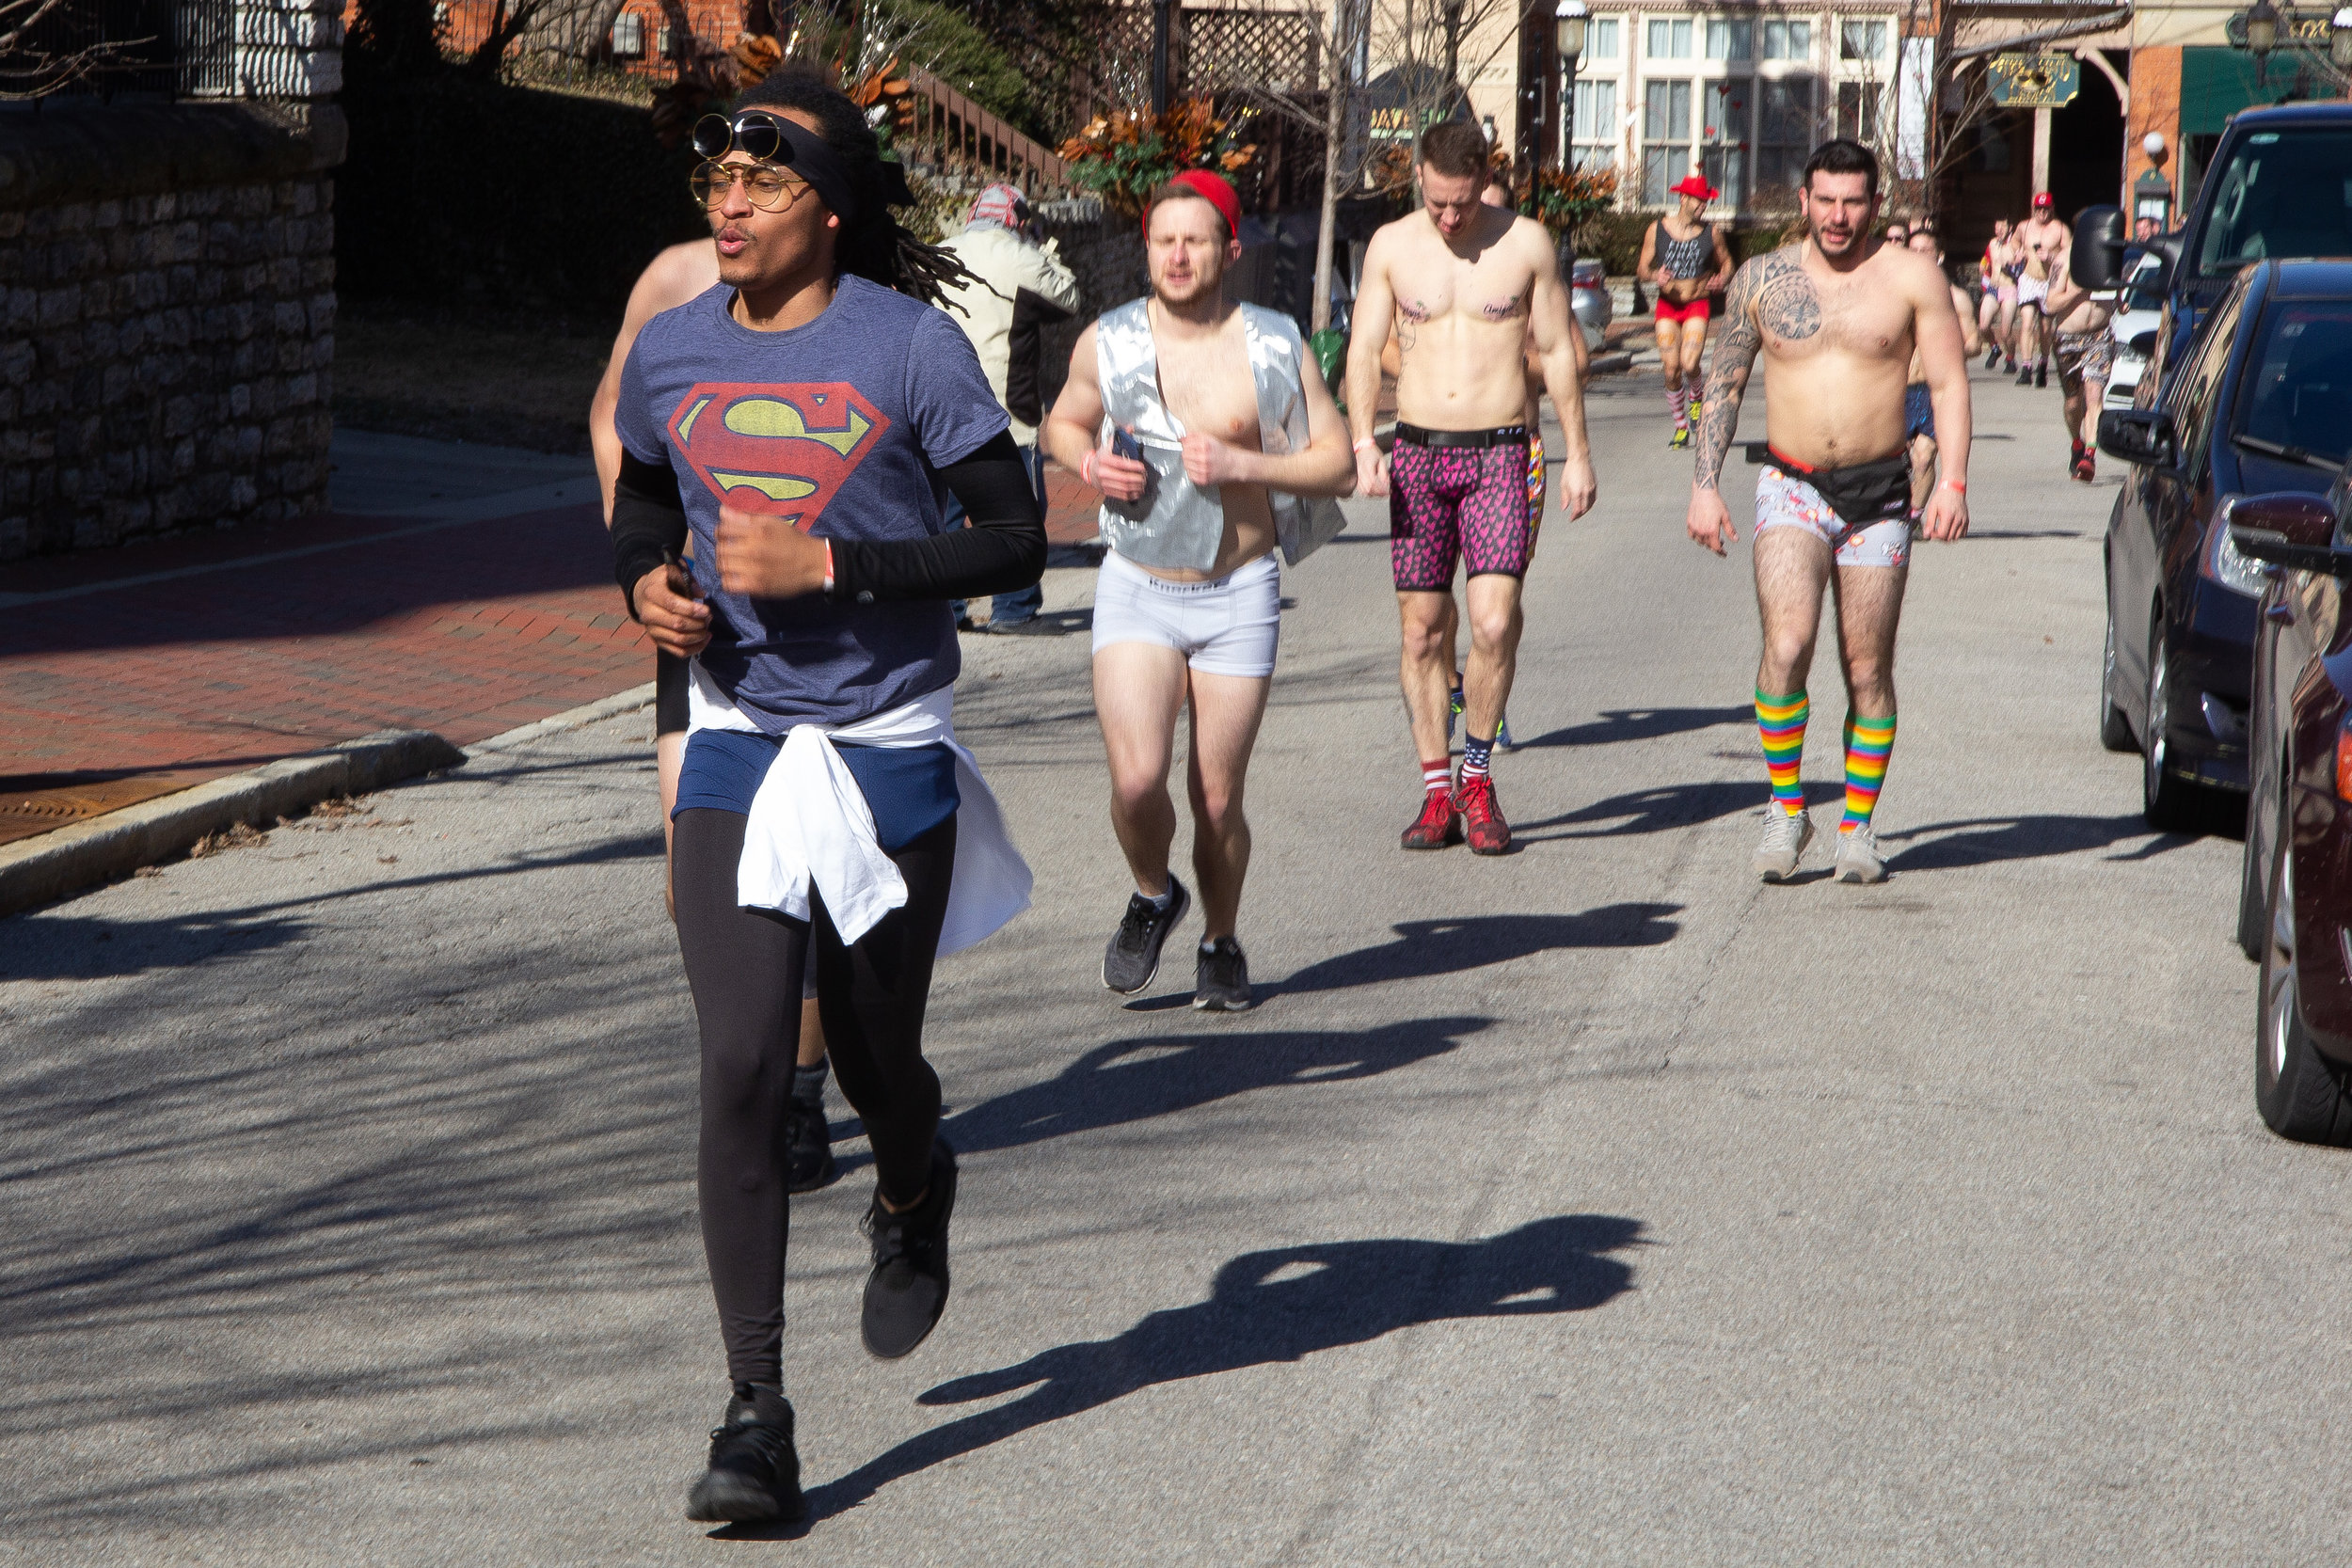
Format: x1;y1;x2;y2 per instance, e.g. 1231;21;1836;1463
1102;876;1189;994
1194;937;1252;1011
685;1384;805;1524
860;1138;957;1359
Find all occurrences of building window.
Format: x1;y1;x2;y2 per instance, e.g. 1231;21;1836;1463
1643;78;1692;204
1760;19;1810;60
1584;18;1620;58
1702;77;1751;205
1706;20;1752;62
1570;77;1618;171
1646;19;1692;58
611;10;644;57
1756;75;1816;191
1836;80;1881;140
1839;21;1888;61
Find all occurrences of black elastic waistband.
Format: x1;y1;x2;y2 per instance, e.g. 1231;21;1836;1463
1764;446;1909;484
1394;423;1529;450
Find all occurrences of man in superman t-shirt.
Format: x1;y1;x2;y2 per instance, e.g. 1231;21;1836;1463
616;273;1010;727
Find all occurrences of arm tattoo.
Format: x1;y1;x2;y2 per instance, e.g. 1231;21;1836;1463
1692;258;1771;491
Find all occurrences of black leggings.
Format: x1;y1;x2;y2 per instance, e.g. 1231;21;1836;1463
670;806;956;1388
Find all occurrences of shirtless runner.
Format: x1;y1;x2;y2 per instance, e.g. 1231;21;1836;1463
1899;224;1984;509
1977;217;2013;371
1043;170;1354;1010
1345;119;1597;856
2016;191;2067;387
2040;225;2116;483
1639;173;1736;450
1685;138;1972;885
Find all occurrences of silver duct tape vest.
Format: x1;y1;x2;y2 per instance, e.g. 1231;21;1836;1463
1094;299;1346;574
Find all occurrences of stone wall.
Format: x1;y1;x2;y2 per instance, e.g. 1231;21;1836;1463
0;102;344;561
1034;205;1146;419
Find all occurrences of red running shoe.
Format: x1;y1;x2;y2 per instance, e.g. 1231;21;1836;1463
1455;773;1511;856
1401;788;1461;849
2072;449;2095;483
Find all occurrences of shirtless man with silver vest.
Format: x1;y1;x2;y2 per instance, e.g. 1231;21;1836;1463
1042;170;1354;1011
1686;138;1972;886
1344;119;1597;858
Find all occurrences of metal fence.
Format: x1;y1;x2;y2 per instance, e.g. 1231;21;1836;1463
3;0;325;101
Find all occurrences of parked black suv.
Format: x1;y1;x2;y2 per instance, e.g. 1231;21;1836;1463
2072;103;2352;399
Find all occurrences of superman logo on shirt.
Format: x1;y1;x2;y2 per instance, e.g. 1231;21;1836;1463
668;383;891;532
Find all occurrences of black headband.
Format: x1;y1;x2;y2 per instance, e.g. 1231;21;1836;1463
767;116;859;227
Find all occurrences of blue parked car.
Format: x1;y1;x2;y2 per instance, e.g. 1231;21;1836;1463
2096;259;2352;829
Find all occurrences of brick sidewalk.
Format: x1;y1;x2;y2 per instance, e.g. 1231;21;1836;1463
2;471;1104;847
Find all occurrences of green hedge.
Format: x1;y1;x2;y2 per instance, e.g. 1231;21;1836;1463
337;72;707;317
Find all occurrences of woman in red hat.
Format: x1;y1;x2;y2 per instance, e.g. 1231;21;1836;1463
1637;173;1736;449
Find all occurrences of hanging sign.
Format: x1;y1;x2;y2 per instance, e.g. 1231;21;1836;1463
1987;53;2082;108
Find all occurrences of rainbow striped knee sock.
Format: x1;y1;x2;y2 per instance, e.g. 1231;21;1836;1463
1756;689;1808;816
1841;711;1897;832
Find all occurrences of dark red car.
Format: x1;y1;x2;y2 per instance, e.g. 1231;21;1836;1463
2233;463;2352;1145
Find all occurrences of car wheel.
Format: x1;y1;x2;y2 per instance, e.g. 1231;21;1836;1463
2255;805;2352;1145
2142;619;2203;832
2099;611;2136;752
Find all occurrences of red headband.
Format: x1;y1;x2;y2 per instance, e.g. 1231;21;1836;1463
1146;169;1242;240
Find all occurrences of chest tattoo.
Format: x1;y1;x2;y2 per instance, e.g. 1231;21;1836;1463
1755;257;1822;341
1481;293;1525;321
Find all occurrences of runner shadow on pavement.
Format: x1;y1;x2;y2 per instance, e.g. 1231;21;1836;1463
1881;813;2206;871
1512;782;1757;841
936;1015;1489;1156
1515;705;1753;751
1266;907;1677;1000
772;1214;1644;1532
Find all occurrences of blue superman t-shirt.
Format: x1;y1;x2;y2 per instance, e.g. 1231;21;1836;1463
616;275;1009;729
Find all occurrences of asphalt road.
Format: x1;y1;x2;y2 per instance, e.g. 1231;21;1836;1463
6;366;2336;1566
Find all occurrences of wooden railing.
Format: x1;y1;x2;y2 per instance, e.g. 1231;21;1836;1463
901;67;1073;198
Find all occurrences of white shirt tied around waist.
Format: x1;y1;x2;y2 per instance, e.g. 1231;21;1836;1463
688;662;1031;954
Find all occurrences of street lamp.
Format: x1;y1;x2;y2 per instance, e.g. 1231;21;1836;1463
1555;0;1587;171
2243;0;2281;84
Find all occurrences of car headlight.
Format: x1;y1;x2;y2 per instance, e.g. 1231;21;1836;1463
2203;497;2270;597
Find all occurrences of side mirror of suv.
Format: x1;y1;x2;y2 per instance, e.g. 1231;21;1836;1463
2071;206;2127;289
2098;407;2178;467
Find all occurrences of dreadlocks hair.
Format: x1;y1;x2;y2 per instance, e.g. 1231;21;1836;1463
735;66;979;309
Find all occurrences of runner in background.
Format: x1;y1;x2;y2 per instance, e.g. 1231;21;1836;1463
1636;174;1734;450
591;239;835;1196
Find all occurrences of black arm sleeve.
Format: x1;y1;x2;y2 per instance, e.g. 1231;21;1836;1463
826;431;1047;604
1006;287;1077;428
611;451;688;620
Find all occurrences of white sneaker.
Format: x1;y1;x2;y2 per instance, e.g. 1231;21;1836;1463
1833;823;1886;883
1753;806;1815;882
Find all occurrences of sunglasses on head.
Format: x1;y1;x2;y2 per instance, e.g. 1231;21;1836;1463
692;111;795;164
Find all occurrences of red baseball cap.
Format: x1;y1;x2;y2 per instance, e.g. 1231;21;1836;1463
1146;168;1242;240
2032;191;2055;210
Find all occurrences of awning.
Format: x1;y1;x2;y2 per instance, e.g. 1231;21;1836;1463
2179;46;2309;135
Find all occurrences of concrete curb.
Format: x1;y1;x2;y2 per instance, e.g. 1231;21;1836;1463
0;682;658;919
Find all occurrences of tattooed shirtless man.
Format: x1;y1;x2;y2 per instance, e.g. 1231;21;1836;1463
1346;119;1596;856
1686;139;1973;885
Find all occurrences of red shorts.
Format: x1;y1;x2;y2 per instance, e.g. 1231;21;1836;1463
1654;294;1711;325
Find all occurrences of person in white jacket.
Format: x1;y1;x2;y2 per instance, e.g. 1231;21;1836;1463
937;183;1082;632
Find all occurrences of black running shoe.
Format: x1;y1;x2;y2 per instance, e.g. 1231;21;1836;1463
861;1139;957;1359
685;1384;805;1524
1984;345;2000;370
1102;875;1189;994
1194;937;1253;1012
784;1094;836;1195
2034;361;2047;388
2015;366;2032;386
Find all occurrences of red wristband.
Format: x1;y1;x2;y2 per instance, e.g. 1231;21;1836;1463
1940;477;1966;495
